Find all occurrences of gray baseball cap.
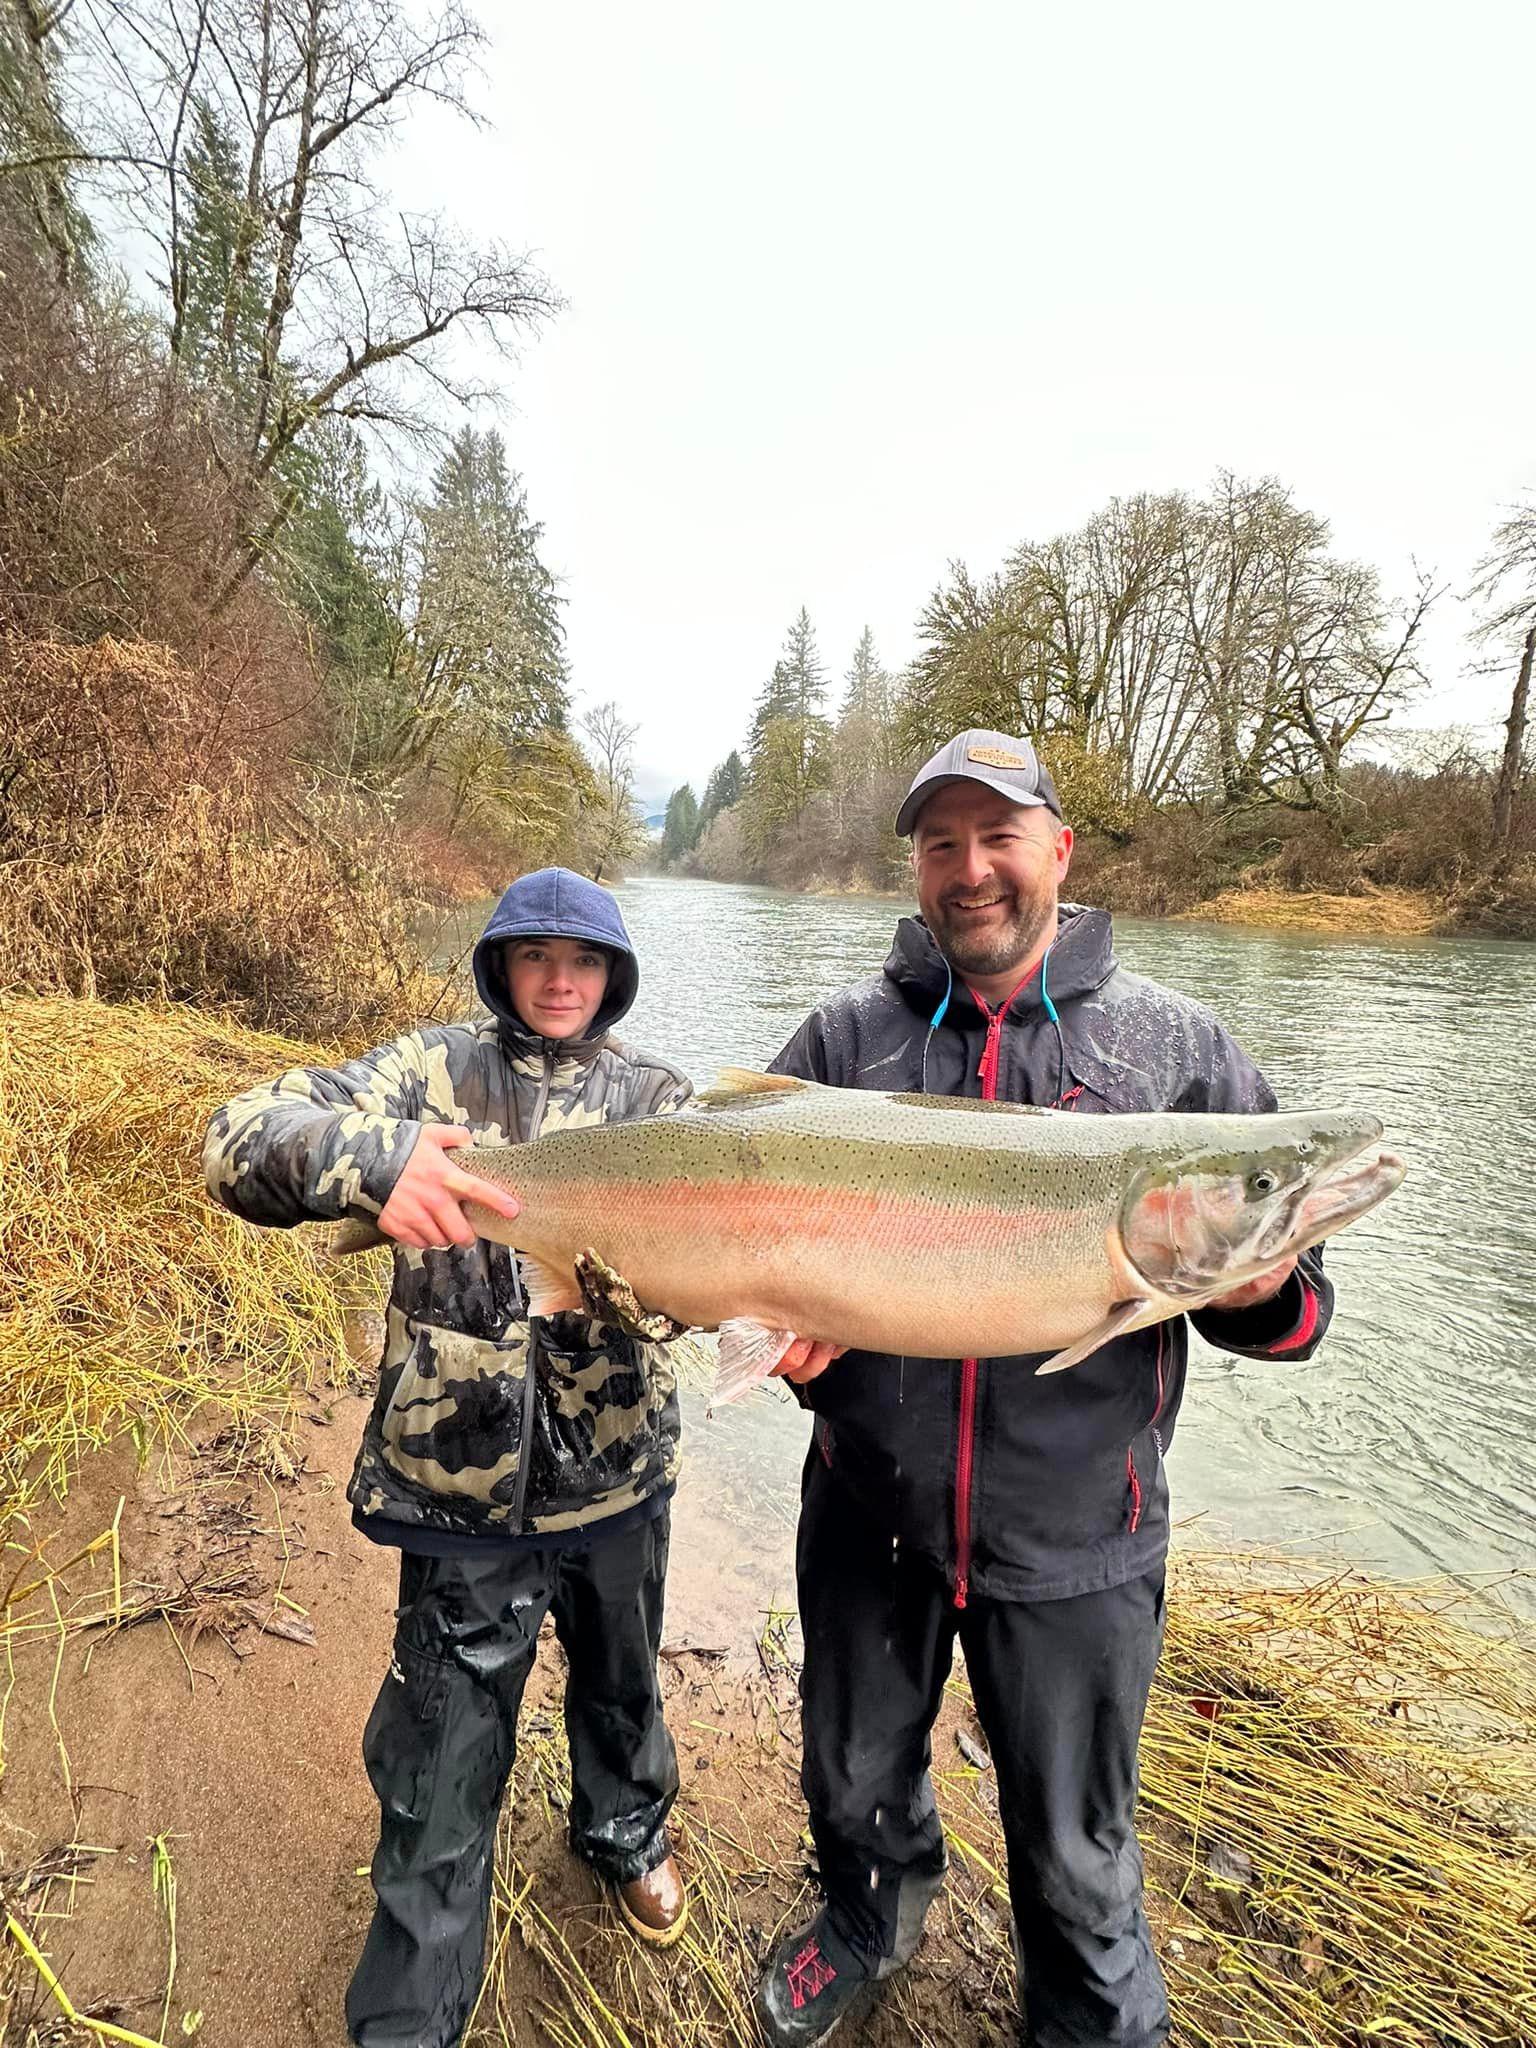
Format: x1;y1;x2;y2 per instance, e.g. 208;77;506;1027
895;728;1063;837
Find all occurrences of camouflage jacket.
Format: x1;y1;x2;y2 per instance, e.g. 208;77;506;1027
202;1020;692;1541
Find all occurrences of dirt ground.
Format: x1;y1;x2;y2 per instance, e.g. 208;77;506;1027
0;1392;1024;2048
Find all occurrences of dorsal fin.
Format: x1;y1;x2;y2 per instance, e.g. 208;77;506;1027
696;1068;814;1109
887;1093;1056;1116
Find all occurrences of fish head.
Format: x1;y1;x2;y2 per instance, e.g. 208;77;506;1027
1120;1112;1405;1301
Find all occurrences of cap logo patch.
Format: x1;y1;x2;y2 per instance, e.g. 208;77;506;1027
967;745;1033;770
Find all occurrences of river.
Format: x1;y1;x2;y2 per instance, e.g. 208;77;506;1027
426;877;1536;1630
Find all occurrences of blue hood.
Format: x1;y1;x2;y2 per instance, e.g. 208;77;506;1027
472;868;639;1041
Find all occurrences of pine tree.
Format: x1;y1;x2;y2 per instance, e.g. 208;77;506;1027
744;610;833;852
841;626;892;719
839;626;897;770
279;422;398;692
661;784;702;865
699;749;745;825
173;97;267;389
415;426;569;740
0;0;95;287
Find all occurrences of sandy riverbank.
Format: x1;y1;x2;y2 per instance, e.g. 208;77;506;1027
1173;885;1443;935
2;1391;1531;2048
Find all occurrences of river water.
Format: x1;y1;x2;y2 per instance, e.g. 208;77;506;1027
428;878;1536;1627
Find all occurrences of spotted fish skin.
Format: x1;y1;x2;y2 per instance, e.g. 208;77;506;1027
404;1075;1400;1370
202;1018;692;1541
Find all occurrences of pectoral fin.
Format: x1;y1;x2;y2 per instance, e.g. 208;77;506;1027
328;1218;388;1257
712;1318;797;1404
573;1248;687;1341
1034;1299;1152;1376
520;1251;583;1318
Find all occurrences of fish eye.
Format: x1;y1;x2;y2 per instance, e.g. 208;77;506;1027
1249;1169;1279;1196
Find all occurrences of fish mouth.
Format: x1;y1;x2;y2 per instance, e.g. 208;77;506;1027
1276;1145;1406;1256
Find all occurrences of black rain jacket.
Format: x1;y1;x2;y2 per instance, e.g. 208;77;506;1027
769;903;1333;1604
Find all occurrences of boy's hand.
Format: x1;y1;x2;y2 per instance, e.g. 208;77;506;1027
377;1126;521;1251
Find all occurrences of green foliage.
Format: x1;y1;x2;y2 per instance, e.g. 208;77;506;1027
661;783;702;865
417;427;569;739
173;96;268;393
278;423;398;695
699;749;744;825
0;0;95;286
902;564;1046;755
745;714;833;855
751;606;826;738
742;610;833;853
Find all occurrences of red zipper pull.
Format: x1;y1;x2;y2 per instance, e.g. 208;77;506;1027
977;1011;1003;1097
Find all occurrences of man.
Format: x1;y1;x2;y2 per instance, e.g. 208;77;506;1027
756;732;1332;2048
203;869;692;2048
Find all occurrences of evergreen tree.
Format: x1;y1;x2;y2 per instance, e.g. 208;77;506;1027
415;425;569;741
839;626;898;772
744;609;833;852
279;423;398;698
0;0;94;287
173;96;267;390
750;606;826;742
699;749;745;825
661;783;702;864
840;627;885;720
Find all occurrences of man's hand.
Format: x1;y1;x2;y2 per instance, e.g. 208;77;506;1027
1203;1255;1298;1315
771;1338;848;1386
377;1126;521;1251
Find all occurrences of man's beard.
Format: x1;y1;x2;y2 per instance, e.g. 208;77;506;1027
929;879;1056;982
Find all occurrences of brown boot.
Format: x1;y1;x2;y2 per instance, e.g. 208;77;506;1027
615;1852;688;1948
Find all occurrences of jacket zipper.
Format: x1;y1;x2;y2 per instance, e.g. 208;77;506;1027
954;1356;978;1608
954;1000;1009;1609
509;1048;558;1531
1126;1323;1168;1535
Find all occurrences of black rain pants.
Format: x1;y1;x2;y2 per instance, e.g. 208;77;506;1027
346;1510;677;2048
797;1456;1170;2048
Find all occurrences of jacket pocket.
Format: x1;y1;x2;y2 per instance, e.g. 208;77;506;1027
523;1324;671;1524
377;1312;530;1509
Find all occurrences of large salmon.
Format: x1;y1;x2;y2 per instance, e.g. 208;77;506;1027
330;1068;1403;1397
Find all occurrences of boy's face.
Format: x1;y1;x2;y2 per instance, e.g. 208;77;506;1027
504;937;611;1040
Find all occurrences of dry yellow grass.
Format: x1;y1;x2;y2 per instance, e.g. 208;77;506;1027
0;994;383;1544
1177;887;1441;936
469;1568;1535;2048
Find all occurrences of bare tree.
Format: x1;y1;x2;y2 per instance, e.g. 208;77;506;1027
55;0;558;601
1277;563;1437;812
1468;498;1536;850
578;699;645;883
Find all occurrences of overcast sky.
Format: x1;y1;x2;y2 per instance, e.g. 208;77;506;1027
397;0;1533;808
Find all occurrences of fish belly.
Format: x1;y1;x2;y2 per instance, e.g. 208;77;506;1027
515;1175;1127;1359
